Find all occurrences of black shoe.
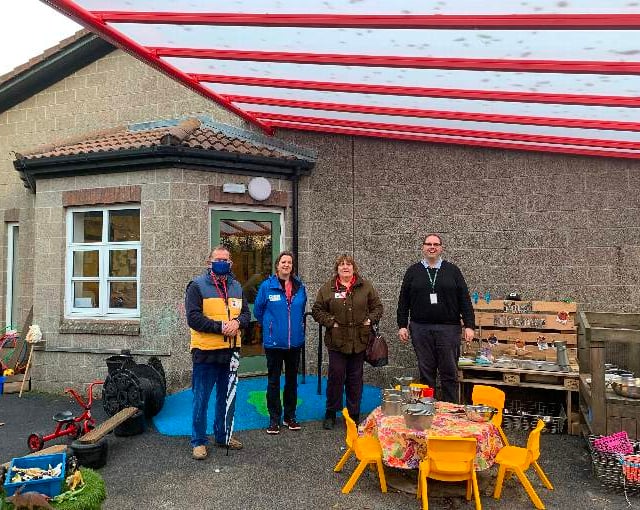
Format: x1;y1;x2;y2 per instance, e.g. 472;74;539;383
323;411;336;430
266;421;280;435
283;418;301;431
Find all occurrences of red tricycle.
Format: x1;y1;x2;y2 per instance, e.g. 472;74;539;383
27;380;104;452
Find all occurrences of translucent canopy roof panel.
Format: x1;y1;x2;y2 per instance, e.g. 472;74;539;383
44;0;640;158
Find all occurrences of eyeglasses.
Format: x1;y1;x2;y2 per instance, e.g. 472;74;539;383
423;243;442;247
212;258;230;262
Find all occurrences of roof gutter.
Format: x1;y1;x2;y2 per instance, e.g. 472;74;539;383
14;145;315;192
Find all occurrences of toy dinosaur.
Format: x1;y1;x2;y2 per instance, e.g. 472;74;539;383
5;485;55;510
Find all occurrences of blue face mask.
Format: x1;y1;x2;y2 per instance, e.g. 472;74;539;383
211;260;231;276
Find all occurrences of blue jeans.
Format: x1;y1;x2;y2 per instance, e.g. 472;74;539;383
191;361;229;447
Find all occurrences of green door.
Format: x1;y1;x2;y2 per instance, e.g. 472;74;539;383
211;209;282;375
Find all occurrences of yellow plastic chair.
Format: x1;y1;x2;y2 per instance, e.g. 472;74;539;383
493;419;554;510
340;408;388;494
417;436;481;510
471;384;509;446
333;410;356;472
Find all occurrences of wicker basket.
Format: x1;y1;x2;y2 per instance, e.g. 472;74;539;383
502;400;567;434
588;435;640;491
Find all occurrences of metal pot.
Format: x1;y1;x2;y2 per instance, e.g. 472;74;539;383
381;395;403;416
404;413;434;430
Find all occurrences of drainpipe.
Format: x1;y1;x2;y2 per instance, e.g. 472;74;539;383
292;169;300;263
291;168;305;381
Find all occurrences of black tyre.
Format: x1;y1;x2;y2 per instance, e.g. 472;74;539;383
70;437;109;469
114;409;146;437
27;433;44;452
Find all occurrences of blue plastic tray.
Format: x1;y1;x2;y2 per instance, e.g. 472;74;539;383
3;452;66;497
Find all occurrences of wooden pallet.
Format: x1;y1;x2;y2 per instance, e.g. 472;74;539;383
473;299;578;347
78;407;139;444
1;444;67;469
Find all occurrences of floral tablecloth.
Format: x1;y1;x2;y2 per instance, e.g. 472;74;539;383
360;402;504;470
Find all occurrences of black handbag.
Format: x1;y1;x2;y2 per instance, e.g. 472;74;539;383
365;323;389;367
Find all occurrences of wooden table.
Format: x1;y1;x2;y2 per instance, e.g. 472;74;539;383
360;402;504;471
457;364;580;435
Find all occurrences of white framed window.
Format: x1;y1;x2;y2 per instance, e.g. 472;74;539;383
65;206;141;318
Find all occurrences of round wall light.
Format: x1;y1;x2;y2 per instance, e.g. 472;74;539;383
247;177;272;201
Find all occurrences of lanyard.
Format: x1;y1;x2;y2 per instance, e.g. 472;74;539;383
426;267;439;292
211;275;231;321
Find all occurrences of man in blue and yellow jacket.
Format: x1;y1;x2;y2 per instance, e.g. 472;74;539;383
186;246;250;460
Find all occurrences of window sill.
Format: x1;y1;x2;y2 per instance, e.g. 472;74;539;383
59;318;140;336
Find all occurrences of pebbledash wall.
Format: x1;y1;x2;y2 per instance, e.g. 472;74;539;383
2;46;640;392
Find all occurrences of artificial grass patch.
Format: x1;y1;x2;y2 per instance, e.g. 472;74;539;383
247;390;301;417
1;468;106;510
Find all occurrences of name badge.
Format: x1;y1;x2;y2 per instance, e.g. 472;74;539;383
430;293;438;305
334;292;347;299
229;298;242;309
268;294;281;302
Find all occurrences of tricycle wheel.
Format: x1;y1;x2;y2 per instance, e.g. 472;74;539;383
70;421;82;439
27;433;44;452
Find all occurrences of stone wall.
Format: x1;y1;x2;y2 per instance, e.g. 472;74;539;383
0;49;250;334
3;49;640;391
29;170;292;392
283;130;640;385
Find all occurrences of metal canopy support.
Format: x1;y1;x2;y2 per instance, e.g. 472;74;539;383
42;0;640;159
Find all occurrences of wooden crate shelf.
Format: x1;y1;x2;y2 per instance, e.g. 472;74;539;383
578;311;640;437
459;299;579;435
458;364;580;435
473;299;577;347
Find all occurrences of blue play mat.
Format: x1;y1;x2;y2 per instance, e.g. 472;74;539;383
153;376;381;436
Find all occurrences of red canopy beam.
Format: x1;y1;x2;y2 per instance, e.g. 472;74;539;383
261;119;640;160
227;95;640;132
94;11;640;29
154;47;640;75
41;0;272;135
254;111;640;150
194;73;640;108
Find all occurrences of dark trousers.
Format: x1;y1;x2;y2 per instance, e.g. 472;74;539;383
265;347;301;422
410;322;461;403
326;350;365;418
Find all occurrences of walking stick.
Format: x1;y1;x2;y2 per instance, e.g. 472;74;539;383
19;325;42;398
19;343;34;398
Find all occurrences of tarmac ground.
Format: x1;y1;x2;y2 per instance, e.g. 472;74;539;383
1;391;639;510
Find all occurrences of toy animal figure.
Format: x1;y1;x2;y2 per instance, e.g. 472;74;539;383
5;486;55;510
66;469;84;491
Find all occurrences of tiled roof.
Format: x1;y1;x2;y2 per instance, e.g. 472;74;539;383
0;29;90;85
20;117;315;162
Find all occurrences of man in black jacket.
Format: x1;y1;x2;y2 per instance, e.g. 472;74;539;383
397;234;475;402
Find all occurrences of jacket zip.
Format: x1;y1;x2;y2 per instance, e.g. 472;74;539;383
287;300;292;349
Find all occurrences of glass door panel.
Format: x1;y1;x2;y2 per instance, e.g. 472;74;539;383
211;210;282;375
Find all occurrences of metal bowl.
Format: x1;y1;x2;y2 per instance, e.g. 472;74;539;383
611;379;640;399
464;405;497;423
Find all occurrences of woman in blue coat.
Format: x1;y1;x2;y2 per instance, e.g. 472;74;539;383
254;251;307;434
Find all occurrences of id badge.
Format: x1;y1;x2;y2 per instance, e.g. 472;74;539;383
430;293;438;305
334;292;346;299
